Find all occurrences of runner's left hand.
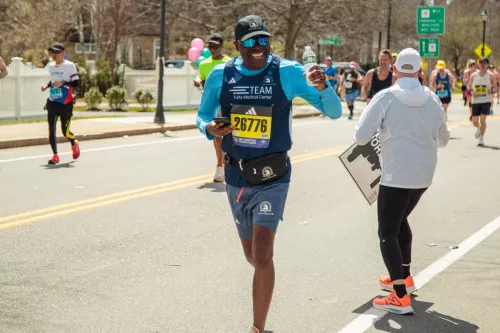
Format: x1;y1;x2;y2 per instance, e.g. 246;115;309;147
304;65;326;91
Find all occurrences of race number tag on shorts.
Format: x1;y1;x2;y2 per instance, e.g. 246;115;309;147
230;105;272;148
437;89;449;98
50;88;63;99
474;86;487;97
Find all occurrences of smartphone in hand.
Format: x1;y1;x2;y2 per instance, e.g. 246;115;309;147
213;117;231;126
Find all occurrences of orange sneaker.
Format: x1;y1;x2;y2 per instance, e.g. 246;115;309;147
373;290;414;315
379;275;416;294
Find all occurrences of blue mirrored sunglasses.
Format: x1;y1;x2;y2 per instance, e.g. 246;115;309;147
240;36;270;48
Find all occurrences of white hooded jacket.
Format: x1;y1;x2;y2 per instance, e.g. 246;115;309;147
354;77;450;189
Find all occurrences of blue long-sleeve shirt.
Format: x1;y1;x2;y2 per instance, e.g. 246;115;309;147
196;55;342;139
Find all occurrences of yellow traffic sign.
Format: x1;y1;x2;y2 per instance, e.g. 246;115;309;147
475;43;492;58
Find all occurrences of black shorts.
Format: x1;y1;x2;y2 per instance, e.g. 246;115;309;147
439;96;451;105
472;102;491;116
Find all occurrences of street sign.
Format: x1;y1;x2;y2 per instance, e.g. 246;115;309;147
417;6;445;35
474;43;492;58
319;34;344;46
419;37;440;58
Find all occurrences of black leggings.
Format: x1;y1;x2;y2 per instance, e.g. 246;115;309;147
377;185;427;281
46;100;75;154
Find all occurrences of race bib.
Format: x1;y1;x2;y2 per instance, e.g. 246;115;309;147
346;81;353;89
474;85;487;96
437;89;449;98
230;105;272;148
50;88;63;99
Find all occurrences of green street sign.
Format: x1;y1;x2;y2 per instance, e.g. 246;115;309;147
319;34;344;46
319;39;344;46
420;37;440;58
417;6;445;35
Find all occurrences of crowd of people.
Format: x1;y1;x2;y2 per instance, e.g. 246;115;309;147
0;14;494;332
321;51;497;147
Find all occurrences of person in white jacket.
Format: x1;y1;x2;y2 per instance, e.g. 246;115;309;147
354;48;450;315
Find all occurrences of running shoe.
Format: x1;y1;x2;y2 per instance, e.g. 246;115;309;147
214;166;225;183
379;275;417;294
475;128;481;139
48;154;60;165
72;140;80;160
373;290;414;315
348;113;353;120
479;137;485;146
251;326;260;333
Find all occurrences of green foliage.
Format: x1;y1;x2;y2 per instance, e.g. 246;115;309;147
106;86;128;110
91;60;113;96
134;90;154;111
84;87;104;110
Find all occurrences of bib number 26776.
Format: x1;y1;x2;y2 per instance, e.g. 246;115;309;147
230;105;272;149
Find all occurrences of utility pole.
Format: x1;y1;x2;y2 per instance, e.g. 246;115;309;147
154;0;167;125
387;0;392;49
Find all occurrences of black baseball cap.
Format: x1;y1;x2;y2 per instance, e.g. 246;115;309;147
48;43;65;53
235;15;271;41
207;33;224;45
479;57;489;64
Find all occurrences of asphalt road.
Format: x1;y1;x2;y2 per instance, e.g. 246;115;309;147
0;100;499;333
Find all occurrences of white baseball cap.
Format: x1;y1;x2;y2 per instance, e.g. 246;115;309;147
395;48;422;74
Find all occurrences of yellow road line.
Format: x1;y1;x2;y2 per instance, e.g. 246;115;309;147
0;147;347;230
0;173;214;224
0;178;213;230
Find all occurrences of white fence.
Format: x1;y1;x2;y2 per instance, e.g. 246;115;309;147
0;58;50;120
0;58;203;120
123;61;202;110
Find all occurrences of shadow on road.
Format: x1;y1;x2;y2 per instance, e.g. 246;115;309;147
40;161;76;170
197;181;225;193
478;144;500;150
352;295;479;333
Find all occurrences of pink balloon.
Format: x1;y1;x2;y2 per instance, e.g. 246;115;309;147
191;38;205;51
188;47;201;61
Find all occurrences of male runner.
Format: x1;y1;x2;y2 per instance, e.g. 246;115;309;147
41;43;80;165
341;63;363;119
362;49;393;103
467;57;497;146
324;56;339;91
194;33;232;182
196;15;341;333
0;56;8;79
355;48;449;315
430;60;455;115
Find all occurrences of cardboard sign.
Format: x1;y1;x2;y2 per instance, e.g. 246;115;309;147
339;132;382;205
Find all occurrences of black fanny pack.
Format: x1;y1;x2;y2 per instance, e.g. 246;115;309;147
225;152;288;185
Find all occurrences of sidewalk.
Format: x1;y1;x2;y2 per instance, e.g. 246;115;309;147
0;106;327;149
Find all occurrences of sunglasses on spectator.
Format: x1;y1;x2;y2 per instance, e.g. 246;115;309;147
239;36;270;48
207;44;221;50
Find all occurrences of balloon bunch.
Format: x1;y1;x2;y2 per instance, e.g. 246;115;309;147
188;38;211;68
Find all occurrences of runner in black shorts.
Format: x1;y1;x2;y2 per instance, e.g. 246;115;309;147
468;58;497;146
41;43;81;164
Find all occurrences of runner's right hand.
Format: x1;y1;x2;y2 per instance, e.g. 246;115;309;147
193;80;201;88
206;121;235;137
41;84;48;92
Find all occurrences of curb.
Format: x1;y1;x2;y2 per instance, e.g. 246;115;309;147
0;112;322;149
